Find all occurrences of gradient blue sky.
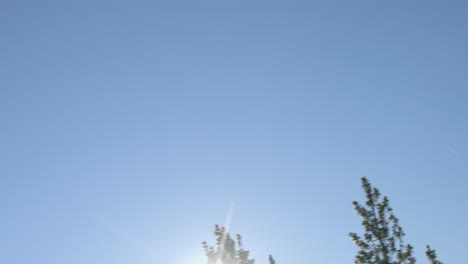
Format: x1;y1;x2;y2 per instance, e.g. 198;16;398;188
1;1;467;264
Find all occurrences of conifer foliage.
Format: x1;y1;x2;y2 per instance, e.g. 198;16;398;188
201;178;445;264
268;255;276;264
425;246;444;264
202;225;260;264
350;177;444;264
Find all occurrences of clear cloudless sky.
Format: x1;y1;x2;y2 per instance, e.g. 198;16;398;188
1;1;467;264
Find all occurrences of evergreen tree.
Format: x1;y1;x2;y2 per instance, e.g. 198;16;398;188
202;225;275;264
425;246;444;264
350;177;444;264
268;255;276;264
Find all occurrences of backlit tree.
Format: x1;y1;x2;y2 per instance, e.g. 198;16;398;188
203;225;274;264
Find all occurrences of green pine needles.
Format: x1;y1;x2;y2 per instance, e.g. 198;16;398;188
426;246;444;264
201;177;446;264
350;177;444;264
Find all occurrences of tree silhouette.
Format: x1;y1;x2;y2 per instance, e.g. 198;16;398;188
202;225;257;264
350;177;444;264
425;246;444;264
201;177;445;264
268;255;276;264
202;225;276;264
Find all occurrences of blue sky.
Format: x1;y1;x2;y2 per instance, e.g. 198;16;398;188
1;1;467;264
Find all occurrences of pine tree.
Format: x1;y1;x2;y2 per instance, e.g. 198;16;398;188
425;246;444;264
350;177;445;264
349;177;416;264
268;255;276;264
202;225;274;264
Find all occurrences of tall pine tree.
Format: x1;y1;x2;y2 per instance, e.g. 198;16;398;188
350;177;444;264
